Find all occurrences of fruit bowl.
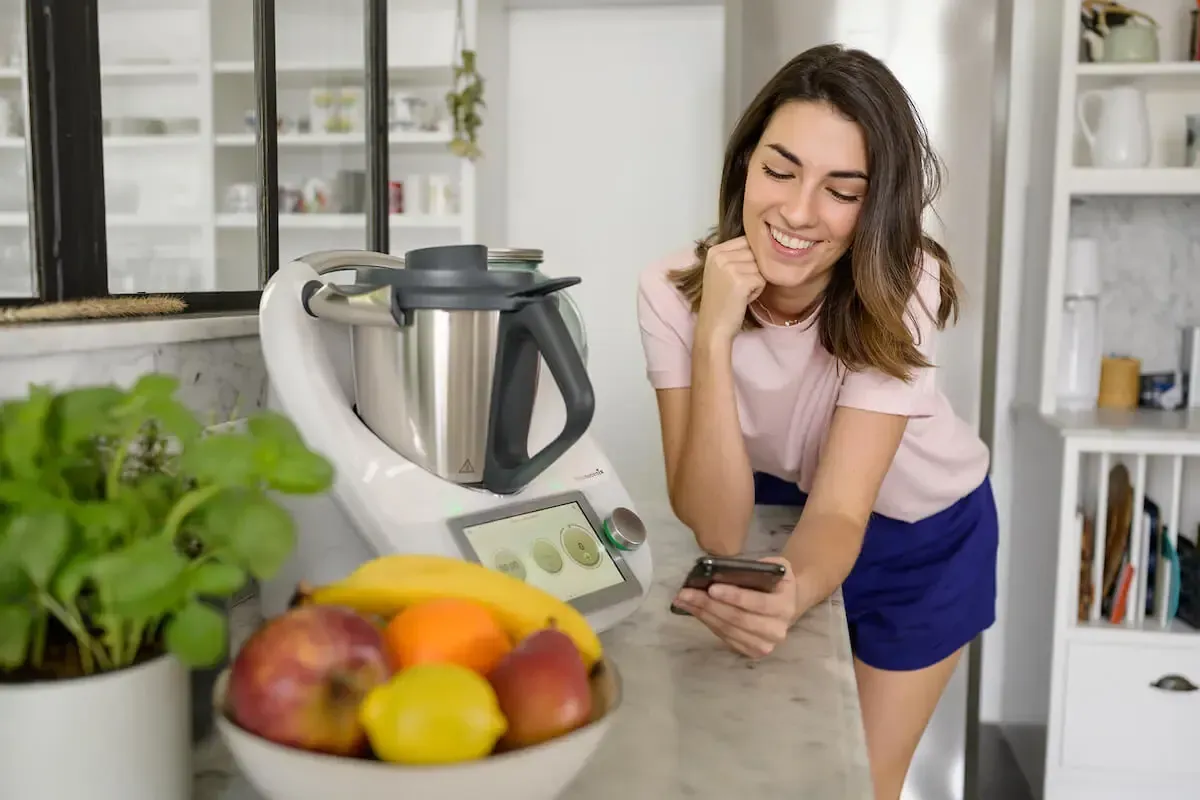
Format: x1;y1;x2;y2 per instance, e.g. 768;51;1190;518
213;656;622;800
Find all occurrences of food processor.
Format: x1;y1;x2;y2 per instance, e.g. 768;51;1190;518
256;245;654;633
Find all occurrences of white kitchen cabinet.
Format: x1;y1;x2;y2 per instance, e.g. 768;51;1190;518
1004;2;1200;798
1;0;481;294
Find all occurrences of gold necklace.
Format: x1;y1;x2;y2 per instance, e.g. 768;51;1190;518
753;300;805;327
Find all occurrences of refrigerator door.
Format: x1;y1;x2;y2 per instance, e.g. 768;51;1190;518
725;2;1011;798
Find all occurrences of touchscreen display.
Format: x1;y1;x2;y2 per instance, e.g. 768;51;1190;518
460;501;626;601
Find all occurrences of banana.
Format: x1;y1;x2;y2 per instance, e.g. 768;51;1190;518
307;554;604;668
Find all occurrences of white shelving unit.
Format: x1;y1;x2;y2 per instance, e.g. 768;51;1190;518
0;0;480;296
1039;0;1200;414
1009;2;1200;798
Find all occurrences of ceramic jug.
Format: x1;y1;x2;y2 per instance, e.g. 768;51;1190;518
1097;4;1160;63
1076;85;1150;168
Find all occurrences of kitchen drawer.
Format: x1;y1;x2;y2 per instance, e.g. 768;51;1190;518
1061;641;1200;774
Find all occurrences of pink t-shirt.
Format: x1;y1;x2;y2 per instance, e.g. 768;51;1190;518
636;248;990;523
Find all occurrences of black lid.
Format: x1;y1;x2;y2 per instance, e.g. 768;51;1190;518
385;244;581;319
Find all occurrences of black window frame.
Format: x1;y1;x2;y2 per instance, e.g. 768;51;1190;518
0;0;391;316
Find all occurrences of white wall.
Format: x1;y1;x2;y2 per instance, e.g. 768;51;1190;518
503;3;726;510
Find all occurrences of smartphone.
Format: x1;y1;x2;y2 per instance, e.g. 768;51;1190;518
669;556;787;615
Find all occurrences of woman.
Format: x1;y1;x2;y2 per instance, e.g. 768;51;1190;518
636;44;997;799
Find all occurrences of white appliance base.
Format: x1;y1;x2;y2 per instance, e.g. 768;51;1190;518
263;485;654;635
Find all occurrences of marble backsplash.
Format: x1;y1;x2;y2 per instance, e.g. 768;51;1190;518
1070;196;1200;373
0;335;268;419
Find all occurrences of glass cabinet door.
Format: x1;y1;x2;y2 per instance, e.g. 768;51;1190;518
213;0;370;286
98;0;209;293
0;0;32;298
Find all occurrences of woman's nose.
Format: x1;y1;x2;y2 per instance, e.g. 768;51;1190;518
778;189;819;230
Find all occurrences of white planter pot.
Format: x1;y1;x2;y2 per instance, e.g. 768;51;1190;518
0;653;192;800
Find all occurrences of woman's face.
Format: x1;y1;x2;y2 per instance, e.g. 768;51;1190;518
741;100;868;293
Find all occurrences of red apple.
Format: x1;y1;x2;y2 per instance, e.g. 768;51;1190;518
226;605;391;757
487;627;593;749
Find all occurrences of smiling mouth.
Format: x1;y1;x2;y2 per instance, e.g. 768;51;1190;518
767;224;820;252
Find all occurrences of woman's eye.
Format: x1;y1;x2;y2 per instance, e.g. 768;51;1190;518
761;163;791;180
828;189;861;203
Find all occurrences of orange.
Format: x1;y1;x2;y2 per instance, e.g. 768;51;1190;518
383;598;512;675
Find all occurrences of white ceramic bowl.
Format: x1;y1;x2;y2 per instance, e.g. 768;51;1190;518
213;658;621;800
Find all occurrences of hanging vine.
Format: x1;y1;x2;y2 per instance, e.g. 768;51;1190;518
446;0;485;161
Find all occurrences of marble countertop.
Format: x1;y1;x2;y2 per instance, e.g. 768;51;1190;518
195;506;873;799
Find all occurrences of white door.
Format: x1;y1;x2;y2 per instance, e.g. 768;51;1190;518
504;4;726;512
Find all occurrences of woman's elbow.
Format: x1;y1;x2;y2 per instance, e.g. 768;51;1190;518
696;536;743;557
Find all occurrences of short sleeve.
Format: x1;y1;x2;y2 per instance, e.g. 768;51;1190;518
836;254;942;418
636;254;697;390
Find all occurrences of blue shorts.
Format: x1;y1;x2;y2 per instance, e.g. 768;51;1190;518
753;473;999;672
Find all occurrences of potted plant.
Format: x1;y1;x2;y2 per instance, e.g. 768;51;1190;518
447;0;485;160
0;374;334;800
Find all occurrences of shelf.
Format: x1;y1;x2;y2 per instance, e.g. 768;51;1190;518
216;213;463;230
0;213;201;228
1043;408;1200;440
100;63;201;78
108;215;202;228
1075;61;1200;78
104;136;203;148
1070;616;1198;648
214;131;452;147
212;61;453;84
0;136;203;148
1067;168;1200;196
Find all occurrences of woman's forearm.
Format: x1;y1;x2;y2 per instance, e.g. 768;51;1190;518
671;337;755;555
781;511;866;618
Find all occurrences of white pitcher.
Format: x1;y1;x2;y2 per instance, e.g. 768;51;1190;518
1076;85;1151;168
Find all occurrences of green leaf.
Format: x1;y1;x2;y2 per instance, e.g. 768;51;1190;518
130;373;181;400
246;413;304;447
0;478;64;512
145;396;203;445
48;386;124;450
52;553;93;606
129;474;182;531
164;601;227;668
89;537;189;619
198;490;295;580
0;563;30;604
189;562;246;597
1;511;71;588
180;434;260;487
0;605;33;669
242;413;334;495
71;500;132;549
264;450;335;495
0;388;53;478
115;375;203;445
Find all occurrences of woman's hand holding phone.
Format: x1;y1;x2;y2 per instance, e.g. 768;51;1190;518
671;556;802;659
695;236;765;344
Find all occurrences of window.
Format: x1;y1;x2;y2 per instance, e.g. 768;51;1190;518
0;0;466;316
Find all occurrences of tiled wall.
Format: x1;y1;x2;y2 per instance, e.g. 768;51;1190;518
1070;196;1200;373
0;335;268;418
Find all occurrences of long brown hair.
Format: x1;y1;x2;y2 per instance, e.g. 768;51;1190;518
670;44;960;383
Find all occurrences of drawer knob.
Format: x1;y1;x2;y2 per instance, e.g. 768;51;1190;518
1149;674;1198;693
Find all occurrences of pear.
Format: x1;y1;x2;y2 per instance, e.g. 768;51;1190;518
486;626;593;749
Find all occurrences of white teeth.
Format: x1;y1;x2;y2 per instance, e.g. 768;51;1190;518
769;226;817;251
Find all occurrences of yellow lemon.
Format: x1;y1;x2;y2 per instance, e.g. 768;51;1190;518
359;663;508;765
